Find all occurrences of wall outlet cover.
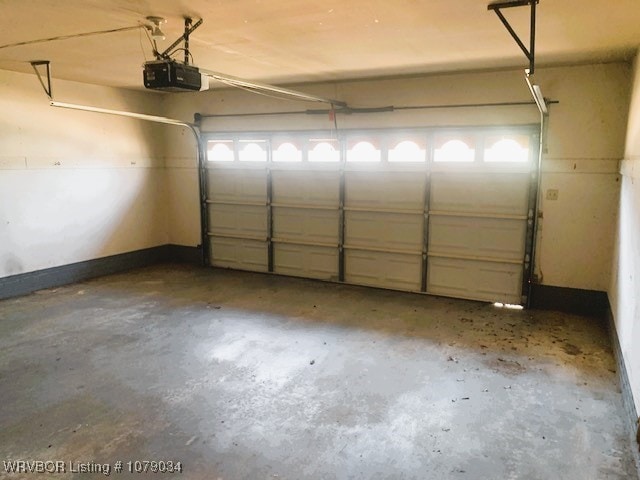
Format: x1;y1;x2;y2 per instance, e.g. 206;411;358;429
546;189;559;201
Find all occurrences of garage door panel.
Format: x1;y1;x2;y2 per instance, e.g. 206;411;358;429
273;207;338;244
272;170;339;206
429;216;526;261
203;130;533;305
345;172;425;210
427;257;522;304
430;173;529;215
207;169;267;203
210;238;268;272
208;204;267;238
345;211;423;251
345;250;421;291
274;244;338;280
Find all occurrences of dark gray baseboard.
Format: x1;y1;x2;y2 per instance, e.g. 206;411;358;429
0;244;202;301
606;307;640;453
532;284;639;454
529;284;609;318
167;244;204;264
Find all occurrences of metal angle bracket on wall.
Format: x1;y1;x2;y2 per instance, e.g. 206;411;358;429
30;60;53;99
488;0;539;75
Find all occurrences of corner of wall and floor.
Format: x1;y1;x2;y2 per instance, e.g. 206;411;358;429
607;47;640;466
0;68;203;300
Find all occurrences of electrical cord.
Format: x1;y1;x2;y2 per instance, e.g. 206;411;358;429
167;48;195;65
138;25;147;62
0;25;144;50
331;105;339;139
141;23;160;59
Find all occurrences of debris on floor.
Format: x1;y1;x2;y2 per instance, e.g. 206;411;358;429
0;265;637;479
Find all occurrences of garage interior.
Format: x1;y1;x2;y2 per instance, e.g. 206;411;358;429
1;0;640;478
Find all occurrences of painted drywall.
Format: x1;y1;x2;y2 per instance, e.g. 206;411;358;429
610;50;640;414
0;69;168;278
163;62;629;292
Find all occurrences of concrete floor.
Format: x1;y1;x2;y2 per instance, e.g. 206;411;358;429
0;264;638;480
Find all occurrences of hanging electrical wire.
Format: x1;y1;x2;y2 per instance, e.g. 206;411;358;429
330;104;340;139
141;23;159;59
138;25;147;62
167;48;195;65
0;25;145;50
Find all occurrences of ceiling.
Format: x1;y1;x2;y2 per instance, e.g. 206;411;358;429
1;0;639;90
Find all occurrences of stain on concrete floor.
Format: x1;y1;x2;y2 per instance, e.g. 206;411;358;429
0;264;638;479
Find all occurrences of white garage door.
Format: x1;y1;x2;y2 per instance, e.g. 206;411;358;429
205;140;268;272
203;129;536;305
271;166;340;281
343;167;425;292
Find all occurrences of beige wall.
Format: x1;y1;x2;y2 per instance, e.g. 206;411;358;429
164;62;630;292
610;50;640;414
0;69;168;278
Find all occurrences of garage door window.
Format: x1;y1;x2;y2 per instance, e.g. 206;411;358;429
484;138;529;163
388;140;426;163
347;141;381;162
308;140;340;162
434;139;475;163
273;142;302;162
239;141;268;162
207;141;234;162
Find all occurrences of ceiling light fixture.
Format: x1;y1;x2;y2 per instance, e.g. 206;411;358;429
146;16;166;41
